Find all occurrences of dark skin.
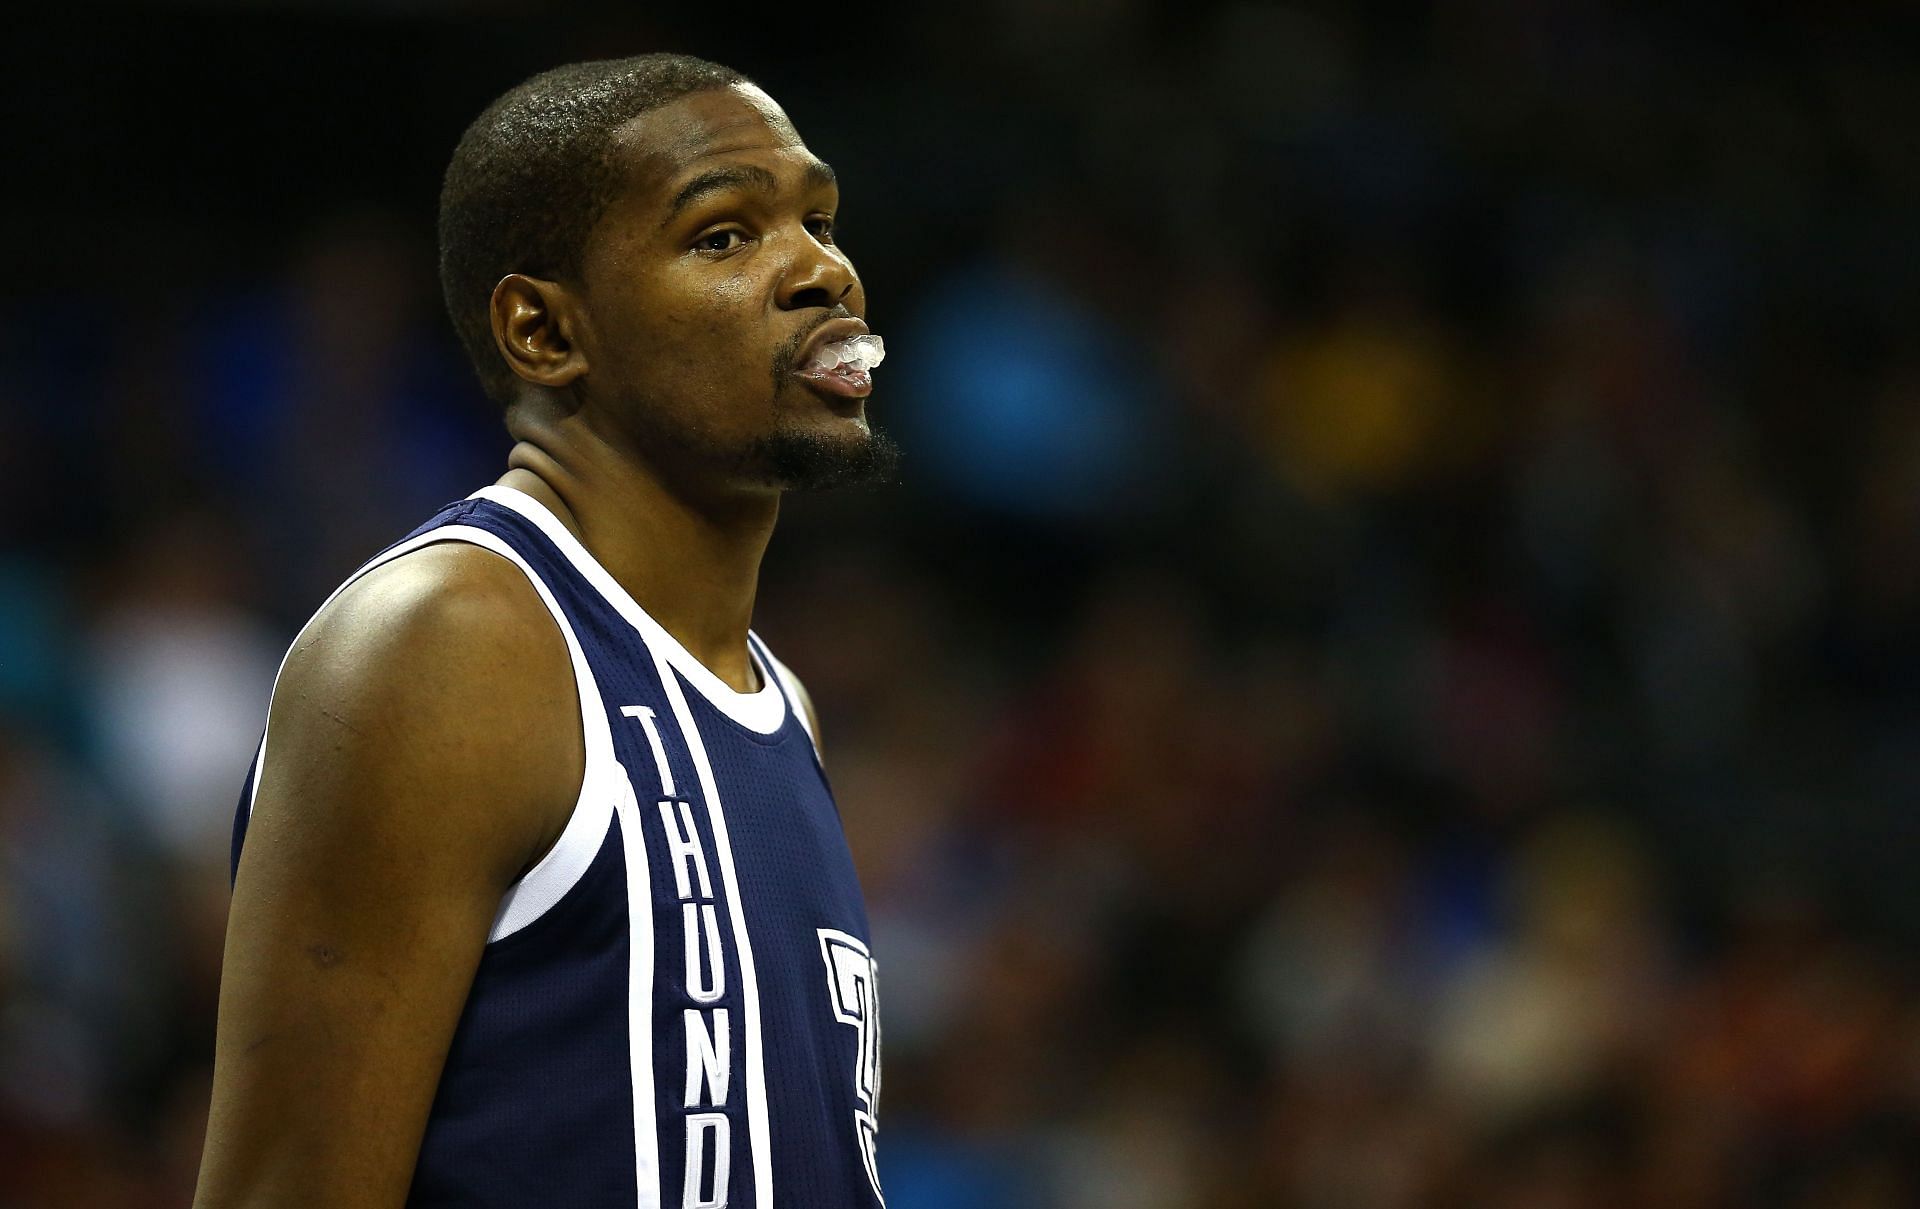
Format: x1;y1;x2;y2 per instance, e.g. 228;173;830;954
194;83;852;1208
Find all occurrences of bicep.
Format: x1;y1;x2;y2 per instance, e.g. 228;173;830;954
196;551;579;1208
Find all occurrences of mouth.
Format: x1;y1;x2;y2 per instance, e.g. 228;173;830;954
793;319;886;399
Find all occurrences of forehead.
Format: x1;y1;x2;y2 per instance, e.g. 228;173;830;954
608;84;814;209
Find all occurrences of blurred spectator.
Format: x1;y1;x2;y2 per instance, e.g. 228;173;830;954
83;510;277;865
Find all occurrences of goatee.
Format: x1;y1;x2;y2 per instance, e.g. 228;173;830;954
754;425;902;492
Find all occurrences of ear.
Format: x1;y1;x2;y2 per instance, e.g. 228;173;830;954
489;273;589;390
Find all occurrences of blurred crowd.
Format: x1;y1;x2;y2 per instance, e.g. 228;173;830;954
6;4;1920;1206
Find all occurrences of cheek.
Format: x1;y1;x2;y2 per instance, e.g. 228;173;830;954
586;261;779;415
665;292;767;387
620;284;759;374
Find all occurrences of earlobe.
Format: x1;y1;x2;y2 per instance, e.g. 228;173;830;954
490;274;589;389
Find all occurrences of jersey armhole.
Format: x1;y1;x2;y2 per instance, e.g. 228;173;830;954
246;525;618;945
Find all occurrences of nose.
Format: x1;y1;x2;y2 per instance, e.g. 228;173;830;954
777;227;859;312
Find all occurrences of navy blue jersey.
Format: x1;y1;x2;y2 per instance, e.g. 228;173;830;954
231;485;885;1209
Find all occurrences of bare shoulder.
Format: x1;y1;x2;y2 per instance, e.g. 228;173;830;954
290;539;563;685
257;539;582;885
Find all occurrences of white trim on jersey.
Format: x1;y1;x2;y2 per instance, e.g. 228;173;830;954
647;641;776;1209
611;767;663;1209
747;634;819;759
469;485;789;736
435;528;620;944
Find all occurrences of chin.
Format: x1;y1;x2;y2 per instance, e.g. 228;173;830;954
755;421;900;492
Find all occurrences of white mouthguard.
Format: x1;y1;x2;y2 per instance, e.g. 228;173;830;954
807;333;887;374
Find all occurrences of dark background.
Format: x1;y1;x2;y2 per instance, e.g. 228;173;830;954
4;3;1920;1205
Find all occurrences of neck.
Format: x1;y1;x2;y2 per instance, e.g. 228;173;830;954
497;407;779;695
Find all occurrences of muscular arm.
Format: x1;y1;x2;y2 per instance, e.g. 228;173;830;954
193;543;583;1209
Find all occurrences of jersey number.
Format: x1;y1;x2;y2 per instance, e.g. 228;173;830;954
819;930;884;1205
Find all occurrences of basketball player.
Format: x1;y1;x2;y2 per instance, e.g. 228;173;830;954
194;55;896;1208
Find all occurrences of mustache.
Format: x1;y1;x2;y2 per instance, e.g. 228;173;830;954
772;305;860;380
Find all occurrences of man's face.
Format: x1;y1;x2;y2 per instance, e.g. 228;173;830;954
570;83;895;493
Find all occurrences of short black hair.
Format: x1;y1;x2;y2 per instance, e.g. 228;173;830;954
438;53;751;406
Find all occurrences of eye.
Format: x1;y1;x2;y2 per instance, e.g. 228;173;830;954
806;215;836;244
693;228;747;254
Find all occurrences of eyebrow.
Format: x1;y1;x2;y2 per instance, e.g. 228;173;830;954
660;160;839;228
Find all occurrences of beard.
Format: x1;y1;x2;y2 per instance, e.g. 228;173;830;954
626;391;902;495
752;420;902;491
